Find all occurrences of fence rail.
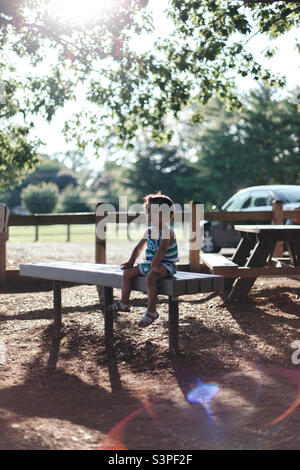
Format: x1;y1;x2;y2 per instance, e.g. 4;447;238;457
8;206;300;227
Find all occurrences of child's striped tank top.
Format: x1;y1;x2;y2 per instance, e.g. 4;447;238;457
144;225;179;265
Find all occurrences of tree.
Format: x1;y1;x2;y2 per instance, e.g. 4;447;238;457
23;158;63;186
123;144;198;206
21;182;59;213
193;85;300;206
0;125;40;192
56;169;78;192
0;0;299;151
91;160;130;207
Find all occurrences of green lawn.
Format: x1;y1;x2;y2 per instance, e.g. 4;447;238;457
8;224;189;243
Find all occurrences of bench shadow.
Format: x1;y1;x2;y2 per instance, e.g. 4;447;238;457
0;281;77;294
222;291;299;363
180;293;219;304
42;322;124;393
0;303;101;322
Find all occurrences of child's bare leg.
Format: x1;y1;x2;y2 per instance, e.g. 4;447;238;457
146;265;168;312
121;266;140;305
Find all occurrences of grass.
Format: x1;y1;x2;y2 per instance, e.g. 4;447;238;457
7;224;189;243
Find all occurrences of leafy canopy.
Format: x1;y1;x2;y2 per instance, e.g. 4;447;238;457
0;0;299;152
193;85;300;206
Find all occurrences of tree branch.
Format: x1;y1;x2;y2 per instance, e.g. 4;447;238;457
243;5;300;47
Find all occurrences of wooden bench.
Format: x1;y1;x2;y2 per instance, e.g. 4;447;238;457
19;262;224;355
200;253;239;276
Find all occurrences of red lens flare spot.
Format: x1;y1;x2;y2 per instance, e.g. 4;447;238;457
267;369;300;426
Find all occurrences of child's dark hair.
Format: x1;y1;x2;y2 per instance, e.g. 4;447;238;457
143;190;174;210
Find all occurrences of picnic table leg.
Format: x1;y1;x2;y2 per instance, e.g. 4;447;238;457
228;238;277;302
103;286;114;352
294;240;300;267
286;241;300;267
53;281;62;327
168;296;179;356
224;234;255;293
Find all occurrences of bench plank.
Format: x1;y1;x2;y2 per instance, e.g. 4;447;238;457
200;253;238;270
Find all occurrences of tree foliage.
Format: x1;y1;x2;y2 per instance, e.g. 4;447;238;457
0;125;40;191
123;144;198;206
0;0;299;150
56;169;78;192
193;85;300;206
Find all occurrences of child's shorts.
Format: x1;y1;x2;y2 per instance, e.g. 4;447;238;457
138;261;176;278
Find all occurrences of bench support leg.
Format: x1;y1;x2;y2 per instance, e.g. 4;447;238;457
53;281;62;327
168;296;179;356
103;286;114;352
228;239;276;301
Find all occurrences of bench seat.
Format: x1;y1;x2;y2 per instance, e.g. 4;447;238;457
200;253;238;275
20;262;224;296
19;262;225;355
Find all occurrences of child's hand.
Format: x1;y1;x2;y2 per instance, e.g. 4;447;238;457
120;260;134;270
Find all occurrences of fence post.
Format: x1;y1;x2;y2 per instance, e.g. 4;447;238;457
35;225;39;242
189;201;201;272
95;203;106;264
0;233;6;284
95;204;107;305
67;224;71;242
272;200;283;257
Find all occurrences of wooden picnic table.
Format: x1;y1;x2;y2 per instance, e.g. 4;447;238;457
200;224;300;301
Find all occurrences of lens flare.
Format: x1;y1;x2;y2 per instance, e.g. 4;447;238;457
267;369;300;426
49;0;107;24
97;395;163;450
186;380;220;417
97;406;142;450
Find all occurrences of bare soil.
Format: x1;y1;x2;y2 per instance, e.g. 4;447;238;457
0;242;300;450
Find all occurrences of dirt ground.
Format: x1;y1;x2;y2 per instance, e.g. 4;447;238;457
0;241;300;450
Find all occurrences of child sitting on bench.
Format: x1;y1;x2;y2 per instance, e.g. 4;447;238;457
108;191;179;327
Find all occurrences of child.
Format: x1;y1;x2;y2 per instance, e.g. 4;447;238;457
108;191;179;327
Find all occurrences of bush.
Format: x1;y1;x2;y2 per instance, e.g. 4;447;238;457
59;185;92;213
21;183;59;214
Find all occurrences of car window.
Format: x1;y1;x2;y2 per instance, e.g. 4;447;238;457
278;188;300;203
225;192;251;211
248;190;273;208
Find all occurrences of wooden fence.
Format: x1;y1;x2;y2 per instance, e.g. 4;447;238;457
3;200;300;279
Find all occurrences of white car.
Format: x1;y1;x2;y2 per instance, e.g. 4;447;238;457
201;185;300;253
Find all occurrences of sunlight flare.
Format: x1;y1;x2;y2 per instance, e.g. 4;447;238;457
49;0;109;24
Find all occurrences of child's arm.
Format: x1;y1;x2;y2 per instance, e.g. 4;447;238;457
120;230;148;270
151;230;175;268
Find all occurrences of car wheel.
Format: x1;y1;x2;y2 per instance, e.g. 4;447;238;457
202;228;215;253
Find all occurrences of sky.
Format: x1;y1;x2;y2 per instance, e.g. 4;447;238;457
27;0;300;170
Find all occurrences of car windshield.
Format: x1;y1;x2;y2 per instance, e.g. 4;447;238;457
279;188;300;203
